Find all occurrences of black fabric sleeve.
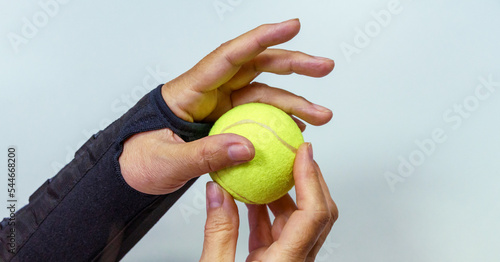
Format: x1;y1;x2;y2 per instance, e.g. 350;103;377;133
0;85;212;262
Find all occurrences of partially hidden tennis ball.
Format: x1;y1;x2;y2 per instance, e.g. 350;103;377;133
209;103;304;204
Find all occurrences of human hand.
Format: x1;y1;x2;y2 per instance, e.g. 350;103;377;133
200;143;339;262
120;19;334;195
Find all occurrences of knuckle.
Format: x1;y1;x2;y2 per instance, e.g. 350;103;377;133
214;41;237;65
216;40;231;51
293;50;305;56
198;144;216;172
197;142;225;173
330;202;339;223
204;216;237;235
277;242;307;261
257;22;274;33
296;95;309;103
313;210;332;229
319;202;339;233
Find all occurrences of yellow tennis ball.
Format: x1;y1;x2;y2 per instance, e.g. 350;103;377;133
209;103;304;204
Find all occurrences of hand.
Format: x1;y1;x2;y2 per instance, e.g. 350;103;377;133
200;143;339;262
120;19;334;195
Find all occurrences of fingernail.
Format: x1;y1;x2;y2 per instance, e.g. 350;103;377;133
207;182;223;209
312;103;332;113
307;143;313;160
314;56;334;63
282;18;299;23
228;144;252;162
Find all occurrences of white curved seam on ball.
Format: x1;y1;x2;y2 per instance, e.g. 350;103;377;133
218;119;298;153
211;170;257;204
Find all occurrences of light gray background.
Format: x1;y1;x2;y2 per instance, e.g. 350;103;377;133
1;0;499;261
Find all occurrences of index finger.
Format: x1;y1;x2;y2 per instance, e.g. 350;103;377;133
181;19;301;92
272;143;331;259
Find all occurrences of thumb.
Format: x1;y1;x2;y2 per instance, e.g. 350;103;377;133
165;133;255;180
200;182;239;262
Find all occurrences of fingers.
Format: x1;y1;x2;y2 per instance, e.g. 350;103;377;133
231;82;333;126
200;182;239;262
291;115;307;132
313;160;338;223
272;143;332;260
158;133;255;191
221;49;335;90
246;194;299;262
253;49;334;77
179;19;301;93
161;18;335;124
293;143;329;221
247;204;273;252
121;128;256;195
306;161;339;261
267;194;297;240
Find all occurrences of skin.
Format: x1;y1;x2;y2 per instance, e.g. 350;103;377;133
118;19;338;261
201;143;338;262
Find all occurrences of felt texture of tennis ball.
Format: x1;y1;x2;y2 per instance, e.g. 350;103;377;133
209;103;304;204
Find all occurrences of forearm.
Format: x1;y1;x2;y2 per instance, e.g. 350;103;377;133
0;85;211;261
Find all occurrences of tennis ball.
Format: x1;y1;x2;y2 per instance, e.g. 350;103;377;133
209;103;304;204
